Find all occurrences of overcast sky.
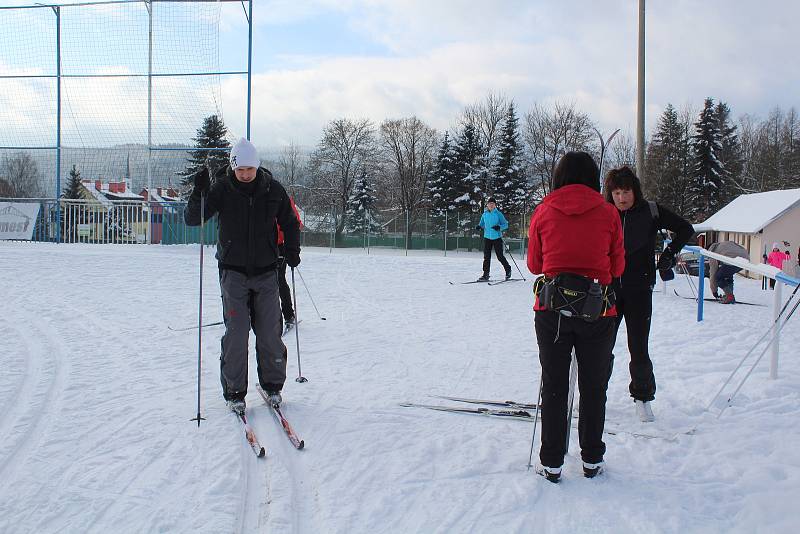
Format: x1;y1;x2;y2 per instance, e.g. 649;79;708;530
1;0;798;150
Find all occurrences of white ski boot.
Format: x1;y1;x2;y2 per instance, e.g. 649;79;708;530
227;398;246;416
635;400;655;422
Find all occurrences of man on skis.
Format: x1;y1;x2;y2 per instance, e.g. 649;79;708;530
184;137;301;414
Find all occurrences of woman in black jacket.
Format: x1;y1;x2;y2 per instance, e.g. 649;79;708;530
604;166;694;422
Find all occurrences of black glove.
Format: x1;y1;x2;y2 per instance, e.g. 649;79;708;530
475;225;482;231
285;251;301;268
657;248;675;271
192;167;210;196
492;225;501;231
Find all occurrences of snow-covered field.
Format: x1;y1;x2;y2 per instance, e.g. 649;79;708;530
1;241;798;534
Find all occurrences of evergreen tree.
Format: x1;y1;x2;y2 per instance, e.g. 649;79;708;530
715;101;741;205
63;164;83;199
428;132;458;216
451;122;482;221
492;103;528;219
687;98;724;221
345;170;381;233
178;114;231;192
645;104;692;216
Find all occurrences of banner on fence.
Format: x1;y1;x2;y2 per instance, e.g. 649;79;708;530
0;202;40;240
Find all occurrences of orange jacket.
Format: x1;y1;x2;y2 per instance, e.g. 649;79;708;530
277;197;303;245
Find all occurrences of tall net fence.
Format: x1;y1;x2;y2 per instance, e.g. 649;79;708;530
0;0;249;243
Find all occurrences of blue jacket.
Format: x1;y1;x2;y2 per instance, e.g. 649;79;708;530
479;209;508;240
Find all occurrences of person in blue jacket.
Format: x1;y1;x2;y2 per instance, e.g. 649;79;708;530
476;197;512;281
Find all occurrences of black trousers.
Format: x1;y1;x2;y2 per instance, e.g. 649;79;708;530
612;286;656;401
277;245;294;321
482;238;511;276
534;311;615;467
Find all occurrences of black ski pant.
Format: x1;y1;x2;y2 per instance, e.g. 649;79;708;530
715;264;741;294
612;286;656;402
534;311;614;468
482;238;511;277
277;245;294;321
219;269;287;400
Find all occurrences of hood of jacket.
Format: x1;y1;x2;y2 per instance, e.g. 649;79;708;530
542;184;606;216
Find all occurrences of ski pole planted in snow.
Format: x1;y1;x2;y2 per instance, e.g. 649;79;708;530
297;267;327;320
291;267;308;383
191;192;207;427
504;243;527;281
526;374;544;470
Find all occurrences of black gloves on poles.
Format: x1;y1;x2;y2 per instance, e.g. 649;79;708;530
285;251;301;268
193;167;210;196
491;225;501;231
657;248;676;271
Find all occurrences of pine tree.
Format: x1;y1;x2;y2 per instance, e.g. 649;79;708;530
645;104;692;216
715;101;741;205
345;170;381;233
63;164;83;199
688;98;724;221
428;132;458;216
492;103;528;219
451;122;482;220
178;114;231;192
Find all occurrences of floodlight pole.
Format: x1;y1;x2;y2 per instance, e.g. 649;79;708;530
54;5;62;243
246;0;253;140
635;0;646;182
146;0;153;244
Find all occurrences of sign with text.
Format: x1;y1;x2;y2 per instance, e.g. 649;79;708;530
0;202;40;240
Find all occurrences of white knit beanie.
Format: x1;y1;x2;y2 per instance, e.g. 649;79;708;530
229;138;260;170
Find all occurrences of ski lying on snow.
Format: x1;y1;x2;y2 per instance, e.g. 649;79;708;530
673;290;765;307
282;319;303;338
449;279;493;285
168;320;223;332
401;402;685;441
487;279;525;286
257;385;305;449
235;411;266;458
433;395;539;410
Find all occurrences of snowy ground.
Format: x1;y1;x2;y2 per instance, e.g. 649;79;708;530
1;241;798;534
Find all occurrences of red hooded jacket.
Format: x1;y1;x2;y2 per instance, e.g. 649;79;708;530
528;184;625;312
277;197;303;245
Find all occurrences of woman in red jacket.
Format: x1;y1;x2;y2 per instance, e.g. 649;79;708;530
527;151;625;483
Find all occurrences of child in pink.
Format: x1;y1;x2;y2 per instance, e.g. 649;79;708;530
767;242;789;288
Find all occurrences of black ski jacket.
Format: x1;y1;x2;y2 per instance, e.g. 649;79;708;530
614;201;694;289
184;167;300;275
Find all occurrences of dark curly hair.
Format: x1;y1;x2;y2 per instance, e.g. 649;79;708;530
603;166;644;204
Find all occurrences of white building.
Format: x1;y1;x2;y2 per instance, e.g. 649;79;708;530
694;188;800;277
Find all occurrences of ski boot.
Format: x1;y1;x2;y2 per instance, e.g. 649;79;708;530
535;464;562;483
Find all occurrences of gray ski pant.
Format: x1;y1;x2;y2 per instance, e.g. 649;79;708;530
219;269;287;400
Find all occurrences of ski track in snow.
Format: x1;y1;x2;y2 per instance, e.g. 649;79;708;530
1;242;799;533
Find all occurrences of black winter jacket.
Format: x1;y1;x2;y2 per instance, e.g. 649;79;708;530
614;201;694;289
184;167;301;275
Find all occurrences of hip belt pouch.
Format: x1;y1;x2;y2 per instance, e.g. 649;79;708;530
540;273;605;321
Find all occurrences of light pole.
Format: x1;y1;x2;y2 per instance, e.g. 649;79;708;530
636;0;646;183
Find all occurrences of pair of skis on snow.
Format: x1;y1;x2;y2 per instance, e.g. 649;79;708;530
234;385;305;458
401;396;690;441
449;278;525;286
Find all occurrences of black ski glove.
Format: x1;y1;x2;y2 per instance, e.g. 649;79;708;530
475;225;482;231
192;167;210;196
657;248;676;271
285;251;301;268
492;225;501;231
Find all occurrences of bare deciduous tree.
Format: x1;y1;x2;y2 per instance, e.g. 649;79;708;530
461;92;510;196
278;141;307;200
0;152;43;198
379;116;437;247
523;102;595;201
308;118;377;240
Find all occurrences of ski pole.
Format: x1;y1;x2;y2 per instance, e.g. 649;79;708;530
564;350;578;453
526;374;544;470
291;267;308;383
706;282;800;412
296;267;327;320
718;290;800;417
191;193;207;427
504;243;527;280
